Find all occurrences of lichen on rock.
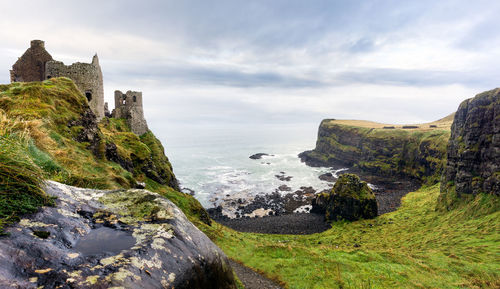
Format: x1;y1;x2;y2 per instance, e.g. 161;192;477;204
0;181;236;289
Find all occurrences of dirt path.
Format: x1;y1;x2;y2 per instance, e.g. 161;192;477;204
230;260;283;289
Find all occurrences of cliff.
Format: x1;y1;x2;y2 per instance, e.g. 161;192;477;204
439;88;500;210
299;117;452;185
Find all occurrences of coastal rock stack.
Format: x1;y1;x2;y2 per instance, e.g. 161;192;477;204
312;173;377;221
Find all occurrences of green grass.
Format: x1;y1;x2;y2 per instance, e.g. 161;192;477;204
0;78;204;225
203;185;499;288
0;134;54;234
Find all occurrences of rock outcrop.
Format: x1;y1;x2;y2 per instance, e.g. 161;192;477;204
311;174;377;221
439;88;500;206
0;181;236;289
299;119;450;184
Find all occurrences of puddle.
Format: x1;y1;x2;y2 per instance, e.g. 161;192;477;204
73;227;135;256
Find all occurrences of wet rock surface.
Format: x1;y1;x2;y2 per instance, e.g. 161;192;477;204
318;172;337;182
249;153;273;160
0;181;236;289
440;88;500;201
275;172;292;181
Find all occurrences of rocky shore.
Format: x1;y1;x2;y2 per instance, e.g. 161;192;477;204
206;167;419;235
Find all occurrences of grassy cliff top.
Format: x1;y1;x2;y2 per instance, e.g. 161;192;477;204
0;78;208;232
324;113;454;131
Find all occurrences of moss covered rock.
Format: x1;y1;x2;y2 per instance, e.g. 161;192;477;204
312;174;377;221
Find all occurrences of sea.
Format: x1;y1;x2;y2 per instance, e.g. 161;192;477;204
162;123;345;209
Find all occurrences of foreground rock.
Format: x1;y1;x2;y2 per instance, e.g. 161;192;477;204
312;174;377;221
0;181;236;289
440;88;500;207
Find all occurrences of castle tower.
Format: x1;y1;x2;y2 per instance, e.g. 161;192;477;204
10;40;53;82
112;90;148;135
45;54;105;120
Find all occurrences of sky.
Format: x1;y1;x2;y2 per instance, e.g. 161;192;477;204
1;0;500;137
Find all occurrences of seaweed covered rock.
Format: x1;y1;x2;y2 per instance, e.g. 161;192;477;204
439;88;500;208
312;174;377;221
0;181;236;289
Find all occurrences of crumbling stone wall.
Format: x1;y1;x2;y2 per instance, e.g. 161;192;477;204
10;40;53;82
45;55;105;120
112;90;149;135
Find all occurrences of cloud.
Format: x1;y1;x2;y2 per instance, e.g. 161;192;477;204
1;0;499;128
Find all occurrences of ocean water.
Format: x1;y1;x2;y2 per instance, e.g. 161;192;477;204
163;123;340;208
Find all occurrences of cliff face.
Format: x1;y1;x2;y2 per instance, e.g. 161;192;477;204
300;120;450;184
439;88;500;207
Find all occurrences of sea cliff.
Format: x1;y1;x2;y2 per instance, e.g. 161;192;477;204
299;117;452;185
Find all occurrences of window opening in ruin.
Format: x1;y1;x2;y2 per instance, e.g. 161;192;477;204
133;95;137;102
85;91;92;102
47;76;52;79
122;100;126;105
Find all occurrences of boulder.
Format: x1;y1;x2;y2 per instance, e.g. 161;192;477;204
311;174;377;221
0;181;236;289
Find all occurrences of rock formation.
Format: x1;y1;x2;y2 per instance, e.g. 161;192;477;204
439;88;500;206
0;181;236;289
311;174;377;221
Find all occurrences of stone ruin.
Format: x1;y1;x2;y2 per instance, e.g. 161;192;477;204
10;40;53;83
45;55;105;120
10;40;149;135
112;90;148;135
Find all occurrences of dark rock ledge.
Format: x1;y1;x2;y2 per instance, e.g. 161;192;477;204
0;181;236;289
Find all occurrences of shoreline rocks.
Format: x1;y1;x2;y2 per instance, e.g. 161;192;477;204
249;153;273;160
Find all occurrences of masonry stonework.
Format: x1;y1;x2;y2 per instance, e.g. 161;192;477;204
112;90;149;135
10;40;149;134
10;40;53;82
45;55;105;120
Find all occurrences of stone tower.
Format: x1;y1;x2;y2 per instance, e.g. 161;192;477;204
10;40;53;82
112;90;148;135
45;55;105;120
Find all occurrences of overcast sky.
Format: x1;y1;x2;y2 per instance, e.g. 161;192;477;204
2;0;500;133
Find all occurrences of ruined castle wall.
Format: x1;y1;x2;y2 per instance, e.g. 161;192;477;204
11;40;53;82
113;90;148;135
45;55;104;120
